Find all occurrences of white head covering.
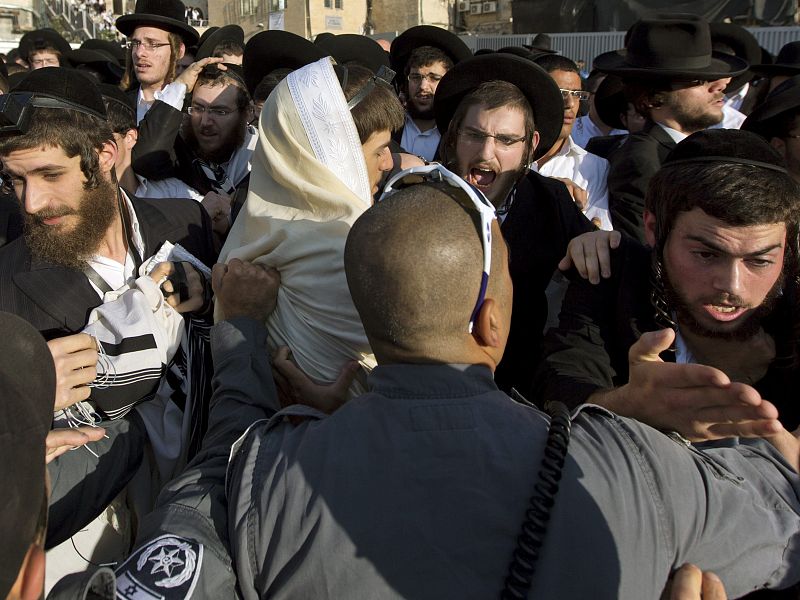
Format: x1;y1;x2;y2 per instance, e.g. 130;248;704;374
217;56;375;391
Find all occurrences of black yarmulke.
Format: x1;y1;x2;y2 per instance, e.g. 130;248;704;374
13;67;107;119
0;312;55;598
664;129;787;173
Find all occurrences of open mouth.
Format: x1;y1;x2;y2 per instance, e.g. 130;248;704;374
467;167;497;189
702;303;747;322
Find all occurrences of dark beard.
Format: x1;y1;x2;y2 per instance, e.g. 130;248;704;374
24;177;118;270
665;95;724;132
406;97;435;121
182;114;248;165
662;263;784;341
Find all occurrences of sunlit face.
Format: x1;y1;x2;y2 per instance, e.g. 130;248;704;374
550;69;582;142
130;26;180;88
361;129;393;196
2;144;117;268
407;60;448;120
651;208;786;339
28;50;60;69
454;104;537;207
660;78;731;133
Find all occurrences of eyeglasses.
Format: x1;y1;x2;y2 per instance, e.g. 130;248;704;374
126;40;171;52
408;73;444;85
559;89;591;101
187;105;236;118
458;128;526;151
380;164;497;333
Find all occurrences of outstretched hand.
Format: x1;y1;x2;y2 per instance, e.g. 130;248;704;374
46;426;106;464
591;329;782;441
558;230;622;284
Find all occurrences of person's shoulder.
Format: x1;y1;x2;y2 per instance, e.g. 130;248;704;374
132;195;205;224
0;234;30;272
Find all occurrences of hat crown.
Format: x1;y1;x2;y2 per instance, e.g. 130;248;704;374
14;67;107;118
776;41;800;66
625;16;714;71
665;129;785;169
132;0;187;21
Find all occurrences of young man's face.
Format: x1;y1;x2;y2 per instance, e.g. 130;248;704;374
28;49;60;69
361;129;393;196
2;144;117;268
186;83;248;163
130;26;179;89
453;103;537;207
549;69;582;143
659;78;731;133
649;207;786;340
406;60;448;121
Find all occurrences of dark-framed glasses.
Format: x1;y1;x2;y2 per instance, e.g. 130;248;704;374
126;40;170;52
559;89;591;101
380;163;497;333
187;105;235;118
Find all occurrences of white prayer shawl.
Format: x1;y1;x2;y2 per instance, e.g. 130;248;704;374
218;57;375;392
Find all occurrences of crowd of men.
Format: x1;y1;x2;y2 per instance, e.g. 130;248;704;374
2;2;800;598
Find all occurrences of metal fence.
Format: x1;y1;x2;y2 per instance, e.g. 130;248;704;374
460;26;800;70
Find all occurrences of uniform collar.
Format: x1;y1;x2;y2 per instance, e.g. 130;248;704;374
368;363;498;399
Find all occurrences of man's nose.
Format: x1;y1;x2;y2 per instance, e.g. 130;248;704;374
713;260;744;296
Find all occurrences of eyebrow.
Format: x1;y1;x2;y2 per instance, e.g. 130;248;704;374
192;100;236;110
4;165;66;177
132;36;169;44
685;234;784;257
464;125;523;137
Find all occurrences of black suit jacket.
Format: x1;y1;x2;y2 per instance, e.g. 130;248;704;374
533;237;800;429
0;195;215;340
607;121;676;244
494;171;595;395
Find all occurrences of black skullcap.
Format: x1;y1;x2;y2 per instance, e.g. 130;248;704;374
12;67;107;119
0;312;55;597
664;129;788;174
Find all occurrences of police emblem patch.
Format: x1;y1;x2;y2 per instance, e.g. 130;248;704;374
115;534;204;600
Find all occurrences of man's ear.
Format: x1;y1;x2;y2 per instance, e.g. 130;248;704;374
97;139;119;175
177;42;186;61
124;128;139;151
531;130;540;153
770;136;787;159
643;210;657;248
472;297;505;350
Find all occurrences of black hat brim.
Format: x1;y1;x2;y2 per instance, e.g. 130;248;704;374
390;25;472;77
196;24;244;60
709;23;761;91
115;13;199;46
316;34;390;75
81;38;127;62
18;28;72;62
593;49;748;80
243;30;326;96
750;63;800;78
594;74;627;131
434;53;563;161
742;74;800;136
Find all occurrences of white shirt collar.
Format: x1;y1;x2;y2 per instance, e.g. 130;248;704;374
657;123;690;144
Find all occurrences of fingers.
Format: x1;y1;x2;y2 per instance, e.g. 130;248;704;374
47;332;95;355
668;564;703;600
573;186;588;211
609;230;622;249
701;572;727;600
45;426;106;464
273;346;307;390
629;329;676;363
213;259;281;321
48;334;99;411
561;231;617;284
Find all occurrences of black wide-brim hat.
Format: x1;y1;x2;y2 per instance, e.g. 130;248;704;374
742;74;800;138
434;53;562;161
594;73;627;131
81;38;127;63
18;28;72;62
316;34;390;75
593;16;747;81
196;24;244;60
243;30;326;96
12;67;107;119
65;48;125;84
751;41;800;78
710;22;760;91
390;25;472;77
0;312;56;599
116;0;198;46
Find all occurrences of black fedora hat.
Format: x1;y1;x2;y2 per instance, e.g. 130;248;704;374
81;38;126;63
65;48;124;84
751;41;800;78
390;25;472;78
742;74;800;138
434;53;562;161
116;0;198;46
243;30;326;96
594;15;747;80
316;34;390;75
523;33;557;55
709;22;760;91
196;24;244;60
594;74;628;131
18;28;71;63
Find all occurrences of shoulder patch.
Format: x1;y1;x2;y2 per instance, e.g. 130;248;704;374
115;534;204;600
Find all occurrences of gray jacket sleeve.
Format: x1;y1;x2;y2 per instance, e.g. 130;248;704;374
112;317;279;599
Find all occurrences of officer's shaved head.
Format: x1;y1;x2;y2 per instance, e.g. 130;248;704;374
345;183;511;362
